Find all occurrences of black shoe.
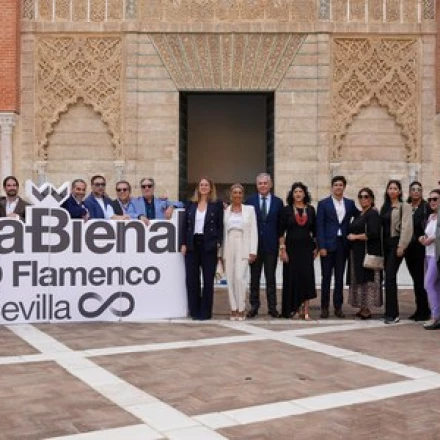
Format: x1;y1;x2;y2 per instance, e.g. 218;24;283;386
320;308;329;319
415;313;431;322
424;319;440;330
384;316;400;324
268;310;281;318
247;309;258;318
408;312;417;321
334;308;345;319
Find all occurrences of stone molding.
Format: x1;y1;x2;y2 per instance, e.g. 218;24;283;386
331;36;419;162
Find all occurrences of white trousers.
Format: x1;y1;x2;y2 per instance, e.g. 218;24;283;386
225;229;249;312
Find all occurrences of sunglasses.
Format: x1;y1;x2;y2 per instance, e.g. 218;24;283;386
141;184;154;189
94;182;106;187
358;194;370;199
428;197;439;202
410;186;422;191
116;188;129;192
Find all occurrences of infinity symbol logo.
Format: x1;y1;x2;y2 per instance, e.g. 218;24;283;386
78;292;135;318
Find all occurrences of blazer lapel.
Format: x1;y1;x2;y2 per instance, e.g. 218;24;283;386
327;197;338;222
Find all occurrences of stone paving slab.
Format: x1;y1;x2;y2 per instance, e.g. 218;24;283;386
0;326;39;356
0;361;139;440
35;322;246;351
218;389;440;440
94;340;405;416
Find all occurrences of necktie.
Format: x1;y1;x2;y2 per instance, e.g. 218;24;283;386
261;196;267;221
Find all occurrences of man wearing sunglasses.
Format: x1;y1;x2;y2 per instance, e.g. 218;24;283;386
111;180;138;219
133;177;183;225
84;175;115;219
405;181;431;321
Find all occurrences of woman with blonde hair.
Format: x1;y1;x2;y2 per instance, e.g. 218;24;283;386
222;183;258;321
181;177;223;320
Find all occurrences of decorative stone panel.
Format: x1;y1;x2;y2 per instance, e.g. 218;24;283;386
36;36;123;160
331;37;419;162
150;33;305;90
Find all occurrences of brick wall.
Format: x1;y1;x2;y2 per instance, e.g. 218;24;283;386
437;0;440;114
0;0;20;112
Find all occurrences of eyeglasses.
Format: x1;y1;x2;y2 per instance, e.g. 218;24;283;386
358;194;370;199
141;184;154;189
428;197;439;202
94;182;106;187
410;186;422;192
116;188;129;192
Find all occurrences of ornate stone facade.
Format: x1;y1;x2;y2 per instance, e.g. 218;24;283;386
6;0;438;199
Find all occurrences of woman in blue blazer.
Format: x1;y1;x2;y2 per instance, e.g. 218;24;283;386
180;177;224;320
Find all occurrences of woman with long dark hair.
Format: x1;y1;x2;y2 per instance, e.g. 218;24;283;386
347;188;382;319
380;180;413;324
279;182;317;319
181;177;224;320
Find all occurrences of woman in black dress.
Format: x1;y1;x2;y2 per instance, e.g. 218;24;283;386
347;188;382;319
279;182;317;319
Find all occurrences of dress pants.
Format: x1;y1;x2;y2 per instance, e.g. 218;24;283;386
425;256;440;320
405;243;430;316
320;237;347;310
185;235;217;320
249;246;278;312
384;237;404;319
225;230;249;312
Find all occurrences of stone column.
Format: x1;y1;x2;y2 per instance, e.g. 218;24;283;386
408;163;421;183
34;160;48;185
0;113;17;181
113;160;125;181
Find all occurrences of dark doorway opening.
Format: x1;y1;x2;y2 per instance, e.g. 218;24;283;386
179;92;275;202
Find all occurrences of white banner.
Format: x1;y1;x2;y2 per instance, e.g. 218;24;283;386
0;182;187;323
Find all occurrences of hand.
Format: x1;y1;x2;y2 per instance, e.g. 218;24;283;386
180;245;187;256
396;246;405;257
319;249;327;257
347;233;356;241
164;206;174;220
139;215;150;226
82;213;89;222
313;249;318;259
6;213;19;219
248;253;257;264
280;249;289;263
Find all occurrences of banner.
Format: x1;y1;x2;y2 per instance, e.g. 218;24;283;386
0;182;187;323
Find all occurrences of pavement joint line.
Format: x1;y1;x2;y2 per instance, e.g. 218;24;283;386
6;324;226;439
193;377;440;429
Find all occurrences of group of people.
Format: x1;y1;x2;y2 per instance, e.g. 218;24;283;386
1;173;440;330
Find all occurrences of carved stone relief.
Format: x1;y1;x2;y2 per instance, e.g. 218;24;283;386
331;37;419;162
150;33;305;90
36;36;123;160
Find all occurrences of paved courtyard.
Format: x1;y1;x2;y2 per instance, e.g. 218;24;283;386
1;288;439;440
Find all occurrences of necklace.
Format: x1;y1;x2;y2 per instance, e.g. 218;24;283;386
293;206;307;226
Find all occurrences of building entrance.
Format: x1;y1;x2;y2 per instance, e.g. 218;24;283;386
179;93;274;201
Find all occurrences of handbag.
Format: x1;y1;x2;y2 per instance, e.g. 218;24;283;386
215;258;225;281
362;224;384;270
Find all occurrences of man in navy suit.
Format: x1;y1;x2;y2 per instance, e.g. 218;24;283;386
132;177;183;224
316;176;358;318
61;179;89;219
84;175;115;219
246;173;284;318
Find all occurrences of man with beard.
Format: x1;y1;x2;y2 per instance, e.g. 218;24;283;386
61;179;89;220
0;176;30;221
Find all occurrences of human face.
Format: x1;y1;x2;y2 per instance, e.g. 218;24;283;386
428;192;440;211
357;192;372;210
72;182;86;201
141;179;155;200
387;183;401;201
409;184;422;202
4;179;18;198
231;187;243;205
256;176;272;197
198;179;211;197
293;187;305;204
92;178;106;197
116;184;130;202
331;180;345;199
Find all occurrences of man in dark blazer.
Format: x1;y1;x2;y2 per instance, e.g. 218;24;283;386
84;175;115;219
316;175;358;318
246;173;284;318
61;178;89;219
0;176;30;221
